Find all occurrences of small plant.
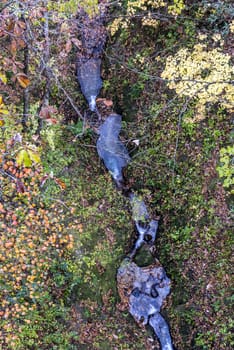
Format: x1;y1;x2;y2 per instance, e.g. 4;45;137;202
217;145;234;192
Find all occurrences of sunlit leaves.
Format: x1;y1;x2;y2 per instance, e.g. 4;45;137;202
16;149;31;167
161;44;234;115
16;146;41;167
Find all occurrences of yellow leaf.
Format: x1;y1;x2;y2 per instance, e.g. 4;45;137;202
0;96;8;115
16;73;30;88
27;149;41;164
0;109;9;115
0;73;7;84
16;150;32;167
0;119;5;126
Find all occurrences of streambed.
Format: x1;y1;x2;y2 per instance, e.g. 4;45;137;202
76;4;174;349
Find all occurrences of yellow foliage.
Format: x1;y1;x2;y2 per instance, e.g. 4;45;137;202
0;96;9;116
161;44;234;115
16;146;41;167
168;0;185;16
0;72;7;84
141;16;159;28
127;0;165;15
79;0;99;17
49;0;99;17
109;0;185;36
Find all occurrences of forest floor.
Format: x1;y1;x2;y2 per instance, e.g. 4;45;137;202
0;2;233;349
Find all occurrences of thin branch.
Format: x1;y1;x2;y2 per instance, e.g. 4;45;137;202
22;25;30;131
36;3;51;134
0;0;14;12
0;168;17;181
52;73;84;121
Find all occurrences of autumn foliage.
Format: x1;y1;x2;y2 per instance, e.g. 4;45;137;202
0;0;233;349
0;152;77;346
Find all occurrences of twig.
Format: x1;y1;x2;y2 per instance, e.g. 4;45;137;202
53;74;84;121
22;19;30;132
0;169;17;181
36;4;51;135
0;0;14;12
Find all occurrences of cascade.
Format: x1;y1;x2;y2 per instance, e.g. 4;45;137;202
76;4;174;349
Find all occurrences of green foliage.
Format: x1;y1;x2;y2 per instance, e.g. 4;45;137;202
217;145;234;192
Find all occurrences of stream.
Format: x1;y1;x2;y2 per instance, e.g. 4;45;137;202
76;4;174;349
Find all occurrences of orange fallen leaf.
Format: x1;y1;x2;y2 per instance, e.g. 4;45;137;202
103;99;113;107
96;98;113;107
54;178;66;190
16;73;30;88
5;241;14;248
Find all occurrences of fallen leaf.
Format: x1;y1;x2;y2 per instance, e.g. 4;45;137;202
16;180;25;193
71;38;82;48
44;118;58;124
16;73;30;88
65;40;72;53
39;105;57;119
96;98;113;107
10;39;17;56
54;178;66;190
103;99;113;107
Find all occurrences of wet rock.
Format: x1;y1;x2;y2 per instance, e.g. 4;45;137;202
128;192;159;257
77;58;102;111
117;259;170;317
96;114;130;188
151;284;159;298
117;259;172;348
145;219;158;244
149;313;174;350
129;193;150;230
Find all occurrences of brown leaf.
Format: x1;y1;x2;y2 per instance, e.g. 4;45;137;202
65;40;72;53
14;21;25;36
103;99;113;107
40;175;49;187
16;73;30;88
16;180;25;193
44;118;58;125
39;105;57;119
96;98;113;107
71;38;82;48
54;178;66;190
10;39;17;56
